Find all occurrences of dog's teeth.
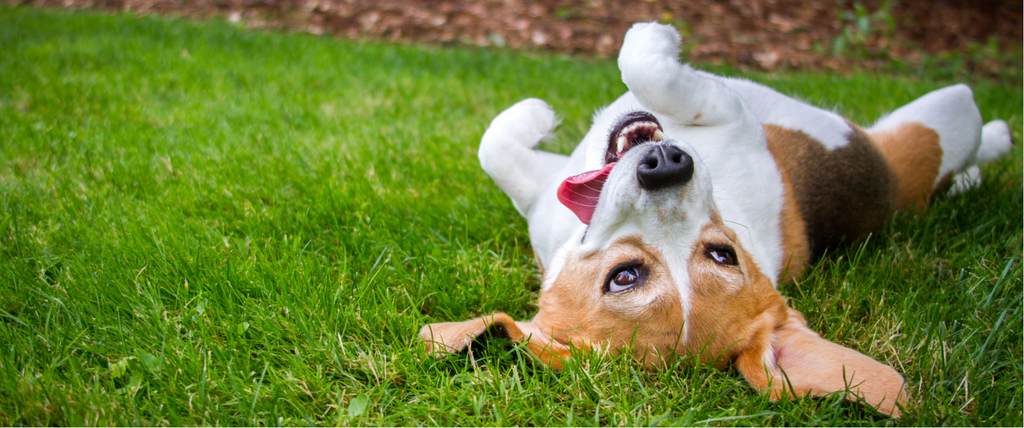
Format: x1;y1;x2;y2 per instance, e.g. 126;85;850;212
613;120;663;155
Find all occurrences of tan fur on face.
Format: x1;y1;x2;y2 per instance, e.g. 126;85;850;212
774;156;811;282
677;220;907;416
681;217;788;367
532;235;686;367
421;219;908;416
531;216;789;371
422;163;909;416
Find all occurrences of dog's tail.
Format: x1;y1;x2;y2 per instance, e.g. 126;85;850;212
976;119;1015;165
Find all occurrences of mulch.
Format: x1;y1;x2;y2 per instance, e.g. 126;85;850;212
11;0;1022;75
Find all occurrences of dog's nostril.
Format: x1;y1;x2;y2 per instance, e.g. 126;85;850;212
637;144;694;190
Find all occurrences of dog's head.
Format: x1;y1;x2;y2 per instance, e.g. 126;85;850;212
420;112;907;416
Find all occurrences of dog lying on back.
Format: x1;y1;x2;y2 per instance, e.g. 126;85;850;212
419;23;1013;417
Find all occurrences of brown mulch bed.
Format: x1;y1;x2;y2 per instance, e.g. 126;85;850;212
11;0;1022;75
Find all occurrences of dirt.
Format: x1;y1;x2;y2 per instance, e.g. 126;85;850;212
11;0;1022;75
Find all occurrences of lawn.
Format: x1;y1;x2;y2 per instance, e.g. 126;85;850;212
0;5;1020;426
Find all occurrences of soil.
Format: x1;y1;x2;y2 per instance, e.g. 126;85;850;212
12;0;1022;74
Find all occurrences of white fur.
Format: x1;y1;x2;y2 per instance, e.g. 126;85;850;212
869;84;984;188
977;120;1014;164
716;77;854;150
478;22;1012;295
947;165;982;196
580;138;719;340
614;23;787;287
946;120;1014;193
478;99;567;216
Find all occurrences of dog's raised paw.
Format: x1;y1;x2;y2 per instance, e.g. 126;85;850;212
618;23;687;100
620;22;682;65
483;98;558;150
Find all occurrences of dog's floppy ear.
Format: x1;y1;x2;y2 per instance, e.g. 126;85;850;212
734;309;909;417
419;313;574;369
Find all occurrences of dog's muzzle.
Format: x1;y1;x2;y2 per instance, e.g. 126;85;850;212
636;143;694;190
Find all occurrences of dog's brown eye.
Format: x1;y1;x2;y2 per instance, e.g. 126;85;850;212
706;244;738;266
614;268;638;287
604;262;646;293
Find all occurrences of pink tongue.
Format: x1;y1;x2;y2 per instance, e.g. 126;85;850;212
557;163;616;225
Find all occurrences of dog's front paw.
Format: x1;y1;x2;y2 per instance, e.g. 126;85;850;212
619;22;683;68
484;98;558;150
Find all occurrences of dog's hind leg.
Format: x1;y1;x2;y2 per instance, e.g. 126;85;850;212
479;98;569;216
868;85;1013;209
947;120;1015;194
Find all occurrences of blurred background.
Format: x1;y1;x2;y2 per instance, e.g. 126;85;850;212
11;0;1022;79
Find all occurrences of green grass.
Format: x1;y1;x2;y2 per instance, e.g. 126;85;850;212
0;5;1020;426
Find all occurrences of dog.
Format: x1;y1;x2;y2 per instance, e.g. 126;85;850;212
418;22;1013;417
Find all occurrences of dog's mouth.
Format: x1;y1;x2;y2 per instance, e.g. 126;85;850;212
605;111;667;164
558;112;666;225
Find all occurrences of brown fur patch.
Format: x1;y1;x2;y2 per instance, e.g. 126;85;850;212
684;219;788;367
775;159;811;282
758;308;909;417
870;122;943;212
420;220;909;416
765;124;896;261
532;235;687;366
419;313;574;369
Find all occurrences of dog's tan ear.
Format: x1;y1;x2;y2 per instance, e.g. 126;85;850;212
418;312;574;369
735;309;909;417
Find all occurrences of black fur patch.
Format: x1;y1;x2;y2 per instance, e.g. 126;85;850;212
766;124;896;261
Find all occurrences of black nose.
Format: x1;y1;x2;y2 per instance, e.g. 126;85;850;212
636;144;694;190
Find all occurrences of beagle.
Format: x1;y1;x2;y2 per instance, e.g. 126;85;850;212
419;23;1013;417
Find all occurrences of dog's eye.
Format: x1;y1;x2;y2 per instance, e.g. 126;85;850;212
705;244;738;266
605;262;646;293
